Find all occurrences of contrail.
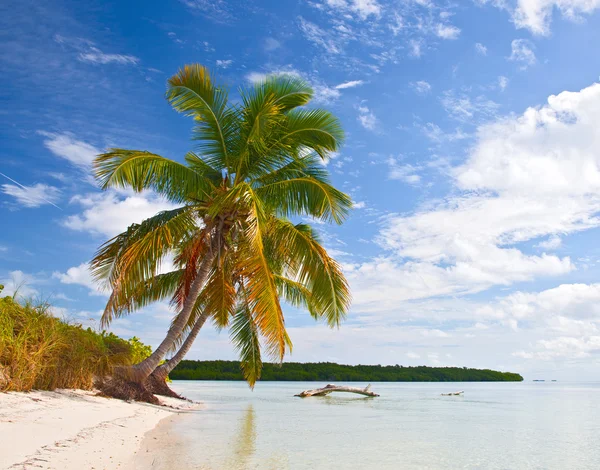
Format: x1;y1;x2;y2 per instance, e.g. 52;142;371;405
0;171;63;210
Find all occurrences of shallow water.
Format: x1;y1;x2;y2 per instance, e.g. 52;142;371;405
144;381;600;469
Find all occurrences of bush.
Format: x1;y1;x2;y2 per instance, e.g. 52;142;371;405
0;296;152;392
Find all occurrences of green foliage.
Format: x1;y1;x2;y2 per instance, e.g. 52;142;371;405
91;64;353;387
170;360;524;382
0;296;152;392
126;336;152;364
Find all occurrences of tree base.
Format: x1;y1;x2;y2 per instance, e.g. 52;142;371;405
145;373;184;399
95;376;160;405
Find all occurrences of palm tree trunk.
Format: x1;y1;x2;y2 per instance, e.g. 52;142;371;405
119;247;216;384
151;309;210;382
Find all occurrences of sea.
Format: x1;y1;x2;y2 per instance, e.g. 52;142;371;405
137;381;600;469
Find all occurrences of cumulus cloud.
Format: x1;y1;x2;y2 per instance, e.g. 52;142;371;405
0;271;39;298
64;190;177;238
475;43;488;55
435;23;461;39
536;235;562;250
512;0;600;35
348;81;600;314
53;263;106;296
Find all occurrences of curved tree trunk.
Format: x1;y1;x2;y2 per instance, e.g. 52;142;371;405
118;246;216;384
150;309;210;385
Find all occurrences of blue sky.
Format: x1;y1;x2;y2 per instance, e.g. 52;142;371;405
3;0;600;380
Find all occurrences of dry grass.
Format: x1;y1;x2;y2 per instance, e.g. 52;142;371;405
0;296;147;392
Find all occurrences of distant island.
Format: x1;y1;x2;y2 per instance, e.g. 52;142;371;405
171;360;523;382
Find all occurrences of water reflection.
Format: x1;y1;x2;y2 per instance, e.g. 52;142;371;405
229;404;256;469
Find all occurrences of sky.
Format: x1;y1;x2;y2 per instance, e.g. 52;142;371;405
2;0;600;381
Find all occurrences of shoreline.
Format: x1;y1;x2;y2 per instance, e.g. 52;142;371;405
0;389;200;470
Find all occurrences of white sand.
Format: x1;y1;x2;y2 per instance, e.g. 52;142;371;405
0;389;199;470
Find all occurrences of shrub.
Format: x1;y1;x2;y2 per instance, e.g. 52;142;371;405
0;296;152;392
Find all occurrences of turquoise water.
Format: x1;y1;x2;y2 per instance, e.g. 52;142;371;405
148;381;600;469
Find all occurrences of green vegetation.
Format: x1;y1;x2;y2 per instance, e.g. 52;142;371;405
91;63;351;389
0;294;151;392
171;360;523;382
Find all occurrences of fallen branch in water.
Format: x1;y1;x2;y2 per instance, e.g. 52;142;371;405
295;383;379;398
441;390;464;396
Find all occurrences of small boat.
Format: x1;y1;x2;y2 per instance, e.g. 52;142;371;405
441;390;464;396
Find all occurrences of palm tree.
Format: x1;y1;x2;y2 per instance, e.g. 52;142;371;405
91;64;352;387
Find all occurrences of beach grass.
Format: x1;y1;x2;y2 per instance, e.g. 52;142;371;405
0;295;150;392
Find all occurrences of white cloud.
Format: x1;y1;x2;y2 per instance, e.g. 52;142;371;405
410;80;431;94
408;39;423;58
508;39;536;68
515;336;600;359
419;123;469;142
215;59;233;68
475;43;488;55
335;80;364;89
245;68;344;104
40;132;101;169
0;271;38;298
264;38;281;51
357;105;378;131
435;23;461;39
298;17;341;54
64;190;177;238
353;201;366;209
78;47;139;65
2;183;61;208
479;283;600;323
53;263;106;296
312;84;341;104
512;0;600;35
387;158;421;184
323;0;382;19
440;91;500;122
536;235;562;250
348;81;600;314
246;68;301;84
498;75;509;91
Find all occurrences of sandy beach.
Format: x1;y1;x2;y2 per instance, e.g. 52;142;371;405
0;389;199;470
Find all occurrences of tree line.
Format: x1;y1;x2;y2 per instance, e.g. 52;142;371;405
171;360;524;382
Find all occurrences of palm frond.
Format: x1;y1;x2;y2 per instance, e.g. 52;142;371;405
267;220;351;327
202;258;237;329
257;176;352;224
166;64;240;173
237;185;287;361
94;150;214;203
91;206;199;294
279;109;344;159
230;301;262;388
101;269;184;327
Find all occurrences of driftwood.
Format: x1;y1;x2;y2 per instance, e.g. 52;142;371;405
441;390;464;396
295;383;379;398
